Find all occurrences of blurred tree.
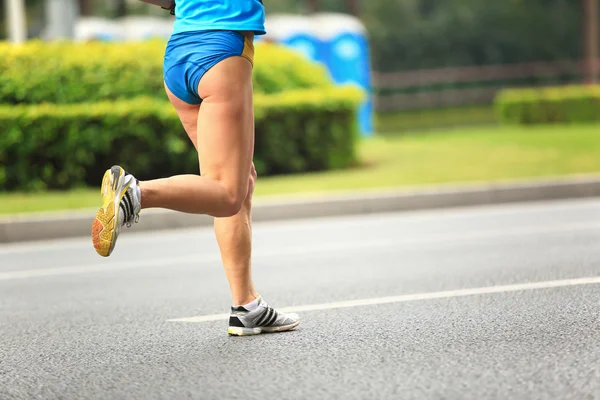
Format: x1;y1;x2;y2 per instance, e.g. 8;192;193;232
262;0;303;13
307;0;318;12
358;0;584;71
78;0;92;16
583;0;598;83
115;0;128;17
0;3;4;39
0;0;594;77
345;0;359;16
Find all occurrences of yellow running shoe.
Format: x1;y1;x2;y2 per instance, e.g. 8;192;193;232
92;165;141;257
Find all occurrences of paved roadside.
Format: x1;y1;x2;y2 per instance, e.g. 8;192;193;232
1;174;599;244
2;199;600;399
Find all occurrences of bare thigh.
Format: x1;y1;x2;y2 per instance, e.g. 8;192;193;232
195;55;254;201
164;82;200;149
164;81;257;197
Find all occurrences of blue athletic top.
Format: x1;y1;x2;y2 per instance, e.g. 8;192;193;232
172;0;266;36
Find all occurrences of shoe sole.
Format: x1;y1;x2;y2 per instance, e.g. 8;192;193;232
91;166;129;257
227;320;301;336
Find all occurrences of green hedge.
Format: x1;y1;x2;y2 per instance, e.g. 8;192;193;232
0;86;364;191
495;85;600;124
0;40;334;104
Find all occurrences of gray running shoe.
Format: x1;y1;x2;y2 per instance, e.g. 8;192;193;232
228;296;300;336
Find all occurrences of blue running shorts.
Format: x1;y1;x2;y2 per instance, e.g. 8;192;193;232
163;30;255;105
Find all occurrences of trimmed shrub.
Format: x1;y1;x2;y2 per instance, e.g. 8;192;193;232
0;40;334;104
495;85;600;125
0;86;364;191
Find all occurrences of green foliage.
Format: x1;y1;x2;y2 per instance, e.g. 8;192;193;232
376;106;498;133
362;0;582;72
0;0;587;73
0;40;333;104
254;87;363;175
0;36;361;191
495;85;600;125
0;86;364;191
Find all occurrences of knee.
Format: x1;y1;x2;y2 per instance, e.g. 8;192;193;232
221;186;248;217
221;167;256;217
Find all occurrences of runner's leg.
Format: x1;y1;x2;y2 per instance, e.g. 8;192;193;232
137;62;253;219
163;77;258;306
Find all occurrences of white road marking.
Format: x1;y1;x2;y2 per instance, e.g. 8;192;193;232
168;276;600;323
1;197;598;256
1;221;599;281
0;255;219;281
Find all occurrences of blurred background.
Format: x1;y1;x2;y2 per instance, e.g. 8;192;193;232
2;4;600;397
0;0;599;214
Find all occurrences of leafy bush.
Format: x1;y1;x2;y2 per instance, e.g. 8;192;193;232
0;40;333;104
495;85;600;125
0;86;364;191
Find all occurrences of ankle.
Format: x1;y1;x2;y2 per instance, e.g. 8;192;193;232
138;181;150;209
233;291;259;307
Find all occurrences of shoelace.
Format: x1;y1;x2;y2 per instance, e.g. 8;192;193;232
126;214;140;228
120;190;139;228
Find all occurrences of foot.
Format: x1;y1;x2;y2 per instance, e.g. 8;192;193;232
228;296;300;336
92;165;141;257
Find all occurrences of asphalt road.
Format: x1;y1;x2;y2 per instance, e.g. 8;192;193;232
1;198;600;400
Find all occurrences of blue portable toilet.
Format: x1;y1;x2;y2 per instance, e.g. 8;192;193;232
262;14;323;64
314;13;373;136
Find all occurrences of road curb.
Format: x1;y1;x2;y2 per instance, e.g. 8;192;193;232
1;175;599;244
